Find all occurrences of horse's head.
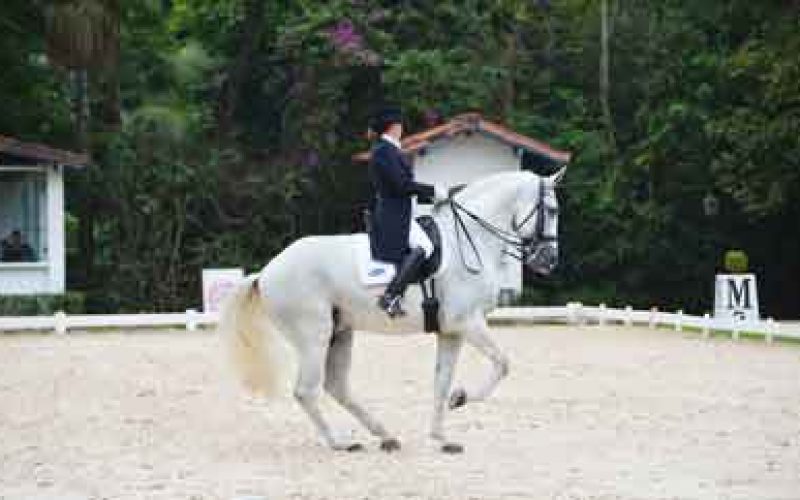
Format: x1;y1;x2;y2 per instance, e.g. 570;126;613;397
512;166;565;276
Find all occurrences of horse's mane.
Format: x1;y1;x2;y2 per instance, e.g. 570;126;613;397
453;171;536;206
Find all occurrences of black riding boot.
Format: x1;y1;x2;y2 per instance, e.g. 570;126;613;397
378;247;427;318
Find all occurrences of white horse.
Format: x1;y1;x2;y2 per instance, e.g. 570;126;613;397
218;168;564;453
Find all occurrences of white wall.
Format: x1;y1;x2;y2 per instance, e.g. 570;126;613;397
0;165;65;295
413;132;520;186
412;133;523;295
0;263;53;294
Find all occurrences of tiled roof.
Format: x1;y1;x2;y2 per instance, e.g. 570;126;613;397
0;136;90;166
354;113;572;163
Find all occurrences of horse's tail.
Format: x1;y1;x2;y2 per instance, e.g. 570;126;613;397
218;273;282;396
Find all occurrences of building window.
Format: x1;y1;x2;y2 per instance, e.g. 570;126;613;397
0;170;47;263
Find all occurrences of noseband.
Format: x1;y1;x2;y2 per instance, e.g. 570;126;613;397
511;178;559;245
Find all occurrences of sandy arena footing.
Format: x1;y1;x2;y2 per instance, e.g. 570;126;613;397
1;325;799;499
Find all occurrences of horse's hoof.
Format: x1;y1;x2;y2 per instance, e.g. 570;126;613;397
344;443;364;452
449;388;467;410
441;442;464;454
380;438;401;452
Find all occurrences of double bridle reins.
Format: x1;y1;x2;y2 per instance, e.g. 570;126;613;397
444;179;556;275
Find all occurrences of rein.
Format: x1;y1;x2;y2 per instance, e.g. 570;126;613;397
443;178;555;275
446;199;531;275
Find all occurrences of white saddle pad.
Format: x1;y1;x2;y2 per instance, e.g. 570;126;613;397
354;234;396;287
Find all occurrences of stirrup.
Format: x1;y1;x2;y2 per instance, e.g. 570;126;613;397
378;294;406;318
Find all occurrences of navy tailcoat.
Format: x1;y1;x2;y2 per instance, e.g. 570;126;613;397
368;139;435;263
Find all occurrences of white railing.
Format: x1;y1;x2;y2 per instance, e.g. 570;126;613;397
0;309;218;335
0;303;798;342
488;303;800;342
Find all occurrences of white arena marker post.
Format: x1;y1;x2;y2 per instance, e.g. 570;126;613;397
567;302;578;325
598;303;607;327
766;318;775;344
648;307;658;329
714;273;760;324
186;308;198;332
54;310;67;335
203;268;244;313
732;322;740;341
624;305;633;327
675;310;683;332
577;302;584;325
702;313;711;339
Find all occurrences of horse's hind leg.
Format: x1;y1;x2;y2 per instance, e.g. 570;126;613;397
288;314;362;452
324;328;400;452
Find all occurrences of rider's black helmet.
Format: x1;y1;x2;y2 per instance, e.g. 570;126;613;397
369;106;403;136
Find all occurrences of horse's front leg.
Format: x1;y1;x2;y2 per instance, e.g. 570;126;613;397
431;333;464;453
449;316;509;410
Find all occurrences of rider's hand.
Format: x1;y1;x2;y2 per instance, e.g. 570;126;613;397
433;184;449;204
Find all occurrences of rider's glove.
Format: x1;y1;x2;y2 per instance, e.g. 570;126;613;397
433;184;449;204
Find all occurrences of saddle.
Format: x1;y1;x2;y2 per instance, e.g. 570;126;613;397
359;215;443;284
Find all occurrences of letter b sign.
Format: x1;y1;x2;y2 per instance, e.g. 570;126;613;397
714;274;759;323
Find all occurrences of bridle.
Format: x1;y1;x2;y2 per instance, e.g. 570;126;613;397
445;179;558;275
512;177;559;245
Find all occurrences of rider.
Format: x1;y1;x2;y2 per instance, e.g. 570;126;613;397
368;106;446;317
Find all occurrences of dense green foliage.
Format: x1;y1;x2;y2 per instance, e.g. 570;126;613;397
0;293;85;316
2;0;798;316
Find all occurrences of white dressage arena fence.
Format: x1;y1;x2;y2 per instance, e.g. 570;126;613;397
489;303;799;342
0;309;218;334
1;303;798;342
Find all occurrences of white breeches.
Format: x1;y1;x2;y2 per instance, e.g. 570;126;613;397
409;219;434;259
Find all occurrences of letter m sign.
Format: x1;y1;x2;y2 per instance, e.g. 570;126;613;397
727;278;752;309
714;274;760;323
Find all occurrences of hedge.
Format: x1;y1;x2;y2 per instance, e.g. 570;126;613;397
0;293;86;316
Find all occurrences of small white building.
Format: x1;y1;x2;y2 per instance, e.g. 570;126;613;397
356;113;571;298
0;136;88;295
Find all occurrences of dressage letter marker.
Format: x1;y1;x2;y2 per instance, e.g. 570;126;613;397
714;274;760;324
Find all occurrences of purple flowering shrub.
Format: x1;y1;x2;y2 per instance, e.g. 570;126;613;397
325;18;380;66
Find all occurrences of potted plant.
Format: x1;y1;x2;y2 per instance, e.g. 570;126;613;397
714;249;760;323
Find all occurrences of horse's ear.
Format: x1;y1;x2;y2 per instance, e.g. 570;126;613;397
547;164;567;185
